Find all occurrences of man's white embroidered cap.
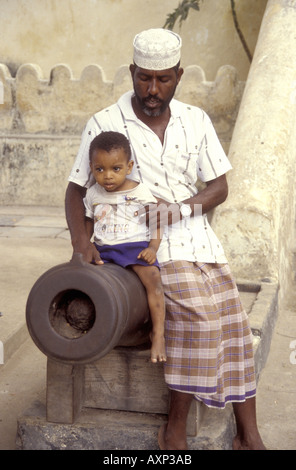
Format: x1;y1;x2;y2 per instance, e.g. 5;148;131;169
133;28;182;70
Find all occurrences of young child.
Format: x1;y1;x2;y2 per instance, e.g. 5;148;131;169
84;131;166;363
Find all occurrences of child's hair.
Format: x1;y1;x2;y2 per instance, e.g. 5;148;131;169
89;131;131;162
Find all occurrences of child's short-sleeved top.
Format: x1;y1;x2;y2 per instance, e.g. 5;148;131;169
84;182;157;246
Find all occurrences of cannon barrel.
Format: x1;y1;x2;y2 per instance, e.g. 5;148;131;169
26;253;151;364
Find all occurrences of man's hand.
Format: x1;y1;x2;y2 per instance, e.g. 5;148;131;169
137;174;229;231
138;200;181;232
72;237;104;265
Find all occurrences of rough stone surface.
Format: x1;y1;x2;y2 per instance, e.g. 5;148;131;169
16;400;236;451
212;0;296;300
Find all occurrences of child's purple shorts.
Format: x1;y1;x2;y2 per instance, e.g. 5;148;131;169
94;241;159;268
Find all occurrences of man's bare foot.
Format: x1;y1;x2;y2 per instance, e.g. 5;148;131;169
232;398;266;450
150;332;166;363
232;434;266;450
158;423;188;450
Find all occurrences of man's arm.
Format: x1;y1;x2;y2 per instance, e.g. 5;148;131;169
65;182;102;264
146;174;228;227
183;174;228;215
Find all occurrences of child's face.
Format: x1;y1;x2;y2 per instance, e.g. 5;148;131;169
90;147;133;192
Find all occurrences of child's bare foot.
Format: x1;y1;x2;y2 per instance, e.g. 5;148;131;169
150;332;166;363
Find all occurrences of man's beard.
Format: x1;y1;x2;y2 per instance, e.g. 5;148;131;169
141;97;166;117
134;86;177;117
143;106;162;117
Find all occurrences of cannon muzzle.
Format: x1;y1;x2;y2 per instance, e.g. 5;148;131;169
26;253;150;364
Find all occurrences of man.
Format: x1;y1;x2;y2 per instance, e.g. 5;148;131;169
65;28;265;450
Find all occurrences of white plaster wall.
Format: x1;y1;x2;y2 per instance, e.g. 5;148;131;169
0;0;267;80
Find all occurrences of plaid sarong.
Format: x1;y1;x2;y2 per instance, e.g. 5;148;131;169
159;261;256;408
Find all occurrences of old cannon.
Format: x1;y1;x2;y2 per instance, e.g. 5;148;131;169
26;253;151;365
25;253;168;425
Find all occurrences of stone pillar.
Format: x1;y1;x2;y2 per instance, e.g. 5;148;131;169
212;0;296;299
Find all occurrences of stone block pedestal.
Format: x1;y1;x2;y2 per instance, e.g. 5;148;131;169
16;345;236;450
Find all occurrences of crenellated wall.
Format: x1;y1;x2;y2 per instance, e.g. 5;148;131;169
0;63;244;206
0;62;244;137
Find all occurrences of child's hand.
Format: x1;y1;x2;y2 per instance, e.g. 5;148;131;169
137;247;157;265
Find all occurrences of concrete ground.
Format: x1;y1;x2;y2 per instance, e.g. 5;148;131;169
255;291;296;450
0;205;295;450
0;205;72;450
